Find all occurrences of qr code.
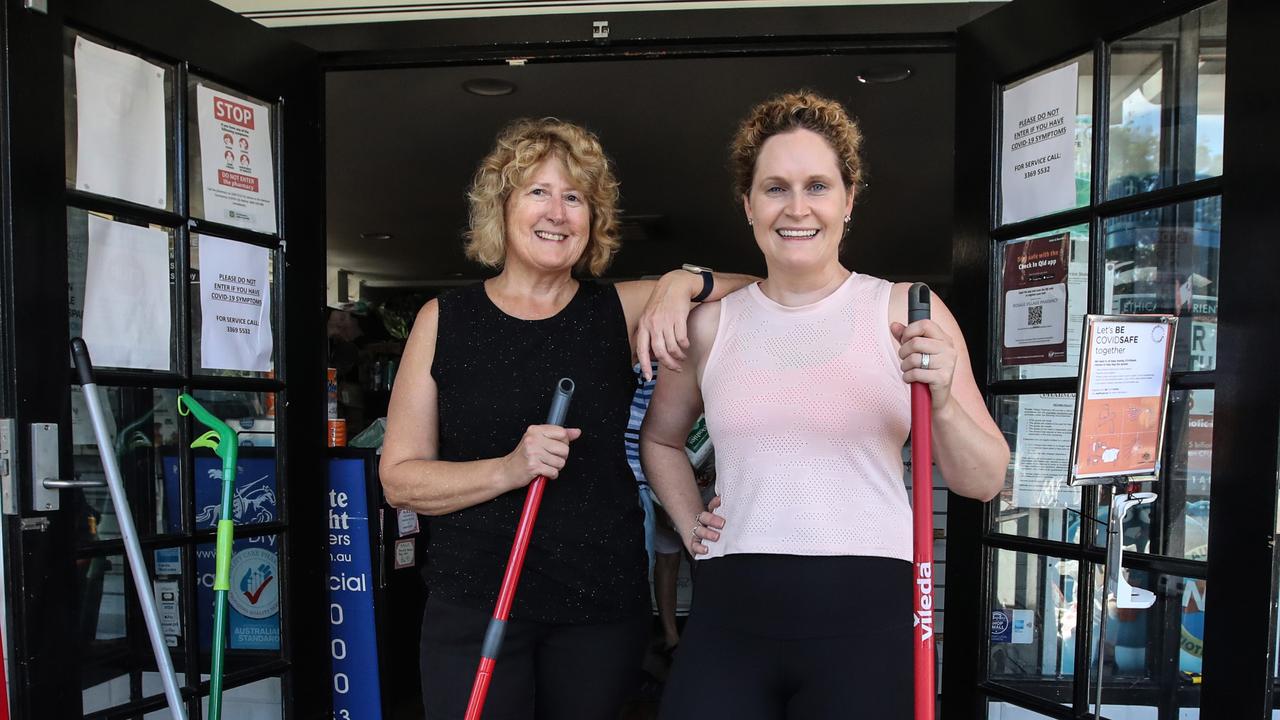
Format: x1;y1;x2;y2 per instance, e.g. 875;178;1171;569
1027;305;1044;326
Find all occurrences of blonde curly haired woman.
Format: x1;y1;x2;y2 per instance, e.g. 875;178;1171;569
381;117;751;719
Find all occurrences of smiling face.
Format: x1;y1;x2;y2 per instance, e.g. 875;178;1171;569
503;155;592;274
743;128;854;273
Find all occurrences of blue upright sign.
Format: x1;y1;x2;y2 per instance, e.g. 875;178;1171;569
328;457;383;719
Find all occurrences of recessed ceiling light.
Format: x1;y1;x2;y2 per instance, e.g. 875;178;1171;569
360;232;393;241
856;65;913;84
463;78;517;96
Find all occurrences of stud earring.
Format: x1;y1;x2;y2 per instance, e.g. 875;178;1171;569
747;218;754;226
844;215;851;223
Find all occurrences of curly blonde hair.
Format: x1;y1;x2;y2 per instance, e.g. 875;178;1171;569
465;118;621;276
730;91;865;200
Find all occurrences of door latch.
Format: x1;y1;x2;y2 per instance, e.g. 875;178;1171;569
0;418;16;514
30;423;59;511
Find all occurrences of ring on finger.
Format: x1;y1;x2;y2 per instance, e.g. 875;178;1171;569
921;352;932;370
690;524;701;542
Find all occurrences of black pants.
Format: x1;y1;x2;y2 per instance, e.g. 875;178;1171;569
659;554;913;720
419;596;649;720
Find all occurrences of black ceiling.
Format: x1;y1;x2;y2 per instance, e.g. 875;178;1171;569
325;50;956;285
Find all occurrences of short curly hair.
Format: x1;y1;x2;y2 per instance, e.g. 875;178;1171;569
465;118;621;277
730;91;865;200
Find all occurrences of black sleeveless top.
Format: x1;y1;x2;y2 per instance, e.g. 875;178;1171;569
425;281;648;623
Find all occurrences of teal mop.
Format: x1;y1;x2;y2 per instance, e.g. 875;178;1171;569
176;393;237;720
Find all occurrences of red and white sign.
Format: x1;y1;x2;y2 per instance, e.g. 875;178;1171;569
196;85;276;234
213;95;256;130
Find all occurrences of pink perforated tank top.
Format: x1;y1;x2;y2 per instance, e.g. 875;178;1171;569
700;272;912;561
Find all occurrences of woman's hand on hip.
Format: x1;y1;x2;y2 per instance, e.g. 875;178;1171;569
686;495;726;556
500;424;582;490
892;318;957;411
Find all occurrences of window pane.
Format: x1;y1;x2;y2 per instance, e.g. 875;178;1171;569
71;387;180;540
992;394;1081;542
1091;567;1206;716
80;549;189;713
63;31;175;211
1103;197;1219;371
200;676;282;720
191;234;279;378
996;224;1089;381
180;392;277;528
1105;0;1227;199
987;702;1063;720
998;52;1093;225
187;75;279;235
987;550;1079;705
68;208;179;373
1087;391;1213;563
196;533;283;669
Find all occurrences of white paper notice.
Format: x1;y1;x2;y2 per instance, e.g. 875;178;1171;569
397;508;420;537
81;215;172;370
1001;63;1078;225
199;235;273;372
1085;321;1170;400
1012;394;1081;510
196;85;277;234
74;37;167;209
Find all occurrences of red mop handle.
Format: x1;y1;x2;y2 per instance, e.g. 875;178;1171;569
908;283;935;720
465;378;575;720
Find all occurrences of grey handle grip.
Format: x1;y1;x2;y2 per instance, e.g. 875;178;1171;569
71;338;95;386
544;378;575;425
908;283;931;323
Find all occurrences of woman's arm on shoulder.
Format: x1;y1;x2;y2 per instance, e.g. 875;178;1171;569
889;283;1009;501
616;270;756;379
379;300;581;514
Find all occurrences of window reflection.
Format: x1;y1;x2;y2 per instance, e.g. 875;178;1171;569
1104;198;1219;372
987;550;1078;704
1106;0;1227;199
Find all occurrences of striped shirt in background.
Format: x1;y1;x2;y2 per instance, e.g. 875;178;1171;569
625;363;659;569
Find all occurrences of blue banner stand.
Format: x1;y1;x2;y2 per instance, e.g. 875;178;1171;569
329;455;384;719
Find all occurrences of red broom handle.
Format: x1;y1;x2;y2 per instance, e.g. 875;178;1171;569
465;378;575;720
0;625;9;719
908;283;936;720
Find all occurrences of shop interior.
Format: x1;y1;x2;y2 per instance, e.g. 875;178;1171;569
321;50;957;717
11;1;1264;718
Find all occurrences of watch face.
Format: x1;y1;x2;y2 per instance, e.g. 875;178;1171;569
682;263;711;274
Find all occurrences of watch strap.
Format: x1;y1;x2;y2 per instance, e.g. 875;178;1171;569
691;271;713;303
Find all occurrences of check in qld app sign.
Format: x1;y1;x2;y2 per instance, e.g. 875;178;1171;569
164;455;280;650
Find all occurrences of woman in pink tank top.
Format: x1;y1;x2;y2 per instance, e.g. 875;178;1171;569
640;92;1010;719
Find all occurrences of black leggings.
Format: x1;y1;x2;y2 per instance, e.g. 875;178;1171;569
419;596;649;720
659;554;912;720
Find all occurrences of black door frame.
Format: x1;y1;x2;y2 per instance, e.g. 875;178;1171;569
0;1;327;717
949;0;1280;717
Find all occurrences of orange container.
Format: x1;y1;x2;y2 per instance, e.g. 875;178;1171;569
327;419;347;448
